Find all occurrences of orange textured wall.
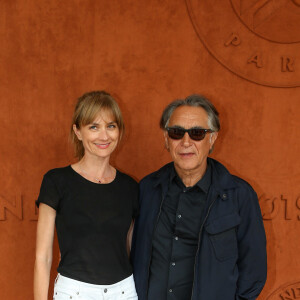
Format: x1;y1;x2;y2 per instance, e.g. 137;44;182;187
0;1;299;299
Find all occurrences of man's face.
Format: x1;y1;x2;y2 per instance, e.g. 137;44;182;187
165;105;218;176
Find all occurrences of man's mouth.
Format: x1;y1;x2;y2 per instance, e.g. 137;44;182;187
179;152;194;158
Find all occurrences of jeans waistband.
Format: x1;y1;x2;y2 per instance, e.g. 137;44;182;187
55;273;134;292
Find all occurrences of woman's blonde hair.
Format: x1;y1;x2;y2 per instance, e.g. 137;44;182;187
70;91;124;159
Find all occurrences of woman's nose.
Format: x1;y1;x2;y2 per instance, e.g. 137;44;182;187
98;128;109;140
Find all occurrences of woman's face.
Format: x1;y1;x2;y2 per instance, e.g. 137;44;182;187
73;110;119;160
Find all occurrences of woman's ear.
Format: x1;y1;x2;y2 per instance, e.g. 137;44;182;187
73;124;82;141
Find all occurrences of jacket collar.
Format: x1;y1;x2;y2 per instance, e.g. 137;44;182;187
152;158;238;198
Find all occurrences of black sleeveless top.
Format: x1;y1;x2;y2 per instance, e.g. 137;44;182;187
36;166;139;284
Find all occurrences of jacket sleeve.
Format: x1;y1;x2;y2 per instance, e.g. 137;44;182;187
235;183;267;300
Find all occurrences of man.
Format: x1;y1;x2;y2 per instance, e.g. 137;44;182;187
131;95;267;300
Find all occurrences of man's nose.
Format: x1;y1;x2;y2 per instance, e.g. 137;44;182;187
181;132;192;146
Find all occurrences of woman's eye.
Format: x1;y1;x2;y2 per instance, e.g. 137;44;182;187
89;125;97;130
108;124;116;129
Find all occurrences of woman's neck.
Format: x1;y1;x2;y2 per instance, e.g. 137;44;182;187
72;155;116;183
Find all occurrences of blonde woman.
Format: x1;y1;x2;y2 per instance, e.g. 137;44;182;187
34;91;138;300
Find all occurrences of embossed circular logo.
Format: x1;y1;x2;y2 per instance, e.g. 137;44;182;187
265;281;300;299
186;0;300;87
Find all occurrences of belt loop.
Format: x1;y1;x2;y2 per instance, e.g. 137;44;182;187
78;278;81;295
54;274;60;284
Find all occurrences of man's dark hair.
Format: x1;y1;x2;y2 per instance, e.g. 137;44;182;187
159;94;220;132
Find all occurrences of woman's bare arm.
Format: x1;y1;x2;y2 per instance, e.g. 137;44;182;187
127;220;135;256
34;203;56;300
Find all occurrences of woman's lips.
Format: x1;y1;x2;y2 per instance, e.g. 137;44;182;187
95;143;110;149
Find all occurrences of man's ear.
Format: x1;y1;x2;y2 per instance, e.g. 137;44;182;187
210;132;218;145
209;132;218;153
73;124;82;141
164;131;169;151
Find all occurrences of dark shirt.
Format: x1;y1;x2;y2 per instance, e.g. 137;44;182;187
148;163;211;300
36;166;139;284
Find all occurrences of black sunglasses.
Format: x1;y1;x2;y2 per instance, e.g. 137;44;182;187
166;127;214;141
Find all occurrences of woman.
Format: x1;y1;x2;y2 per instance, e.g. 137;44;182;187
34;91;139;300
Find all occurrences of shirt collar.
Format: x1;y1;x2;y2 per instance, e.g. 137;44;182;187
169;160;212;194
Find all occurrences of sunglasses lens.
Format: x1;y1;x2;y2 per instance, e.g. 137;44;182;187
189;129;206;140
167;128;210;140
168;128;185;139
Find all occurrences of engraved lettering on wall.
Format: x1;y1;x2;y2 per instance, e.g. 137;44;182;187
281;56;295;72
0;194;38;221
247;53;263;68
259;194;300;221
224;33;241;46
0;194;23;220
266;281;300;299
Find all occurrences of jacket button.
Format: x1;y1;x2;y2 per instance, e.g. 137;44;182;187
169;289;173;293
222;193;227;199
171;262;176;266
104;288;108;293
174;236;178;240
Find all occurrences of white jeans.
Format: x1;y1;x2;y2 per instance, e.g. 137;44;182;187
53;274;138;300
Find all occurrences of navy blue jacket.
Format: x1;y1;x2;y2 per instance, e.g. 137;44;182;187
131;158;267;300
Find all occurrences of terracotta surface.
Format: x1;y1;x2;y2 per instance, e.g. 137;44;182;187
0;0;299;299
